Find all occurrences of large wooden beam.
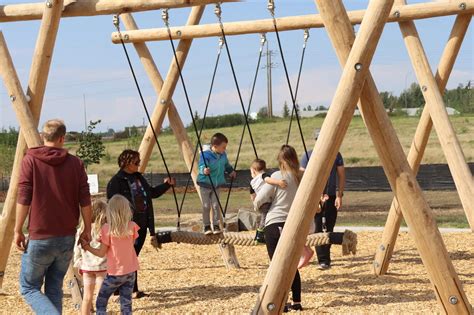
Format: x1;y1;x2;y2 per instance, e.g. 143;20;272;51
111;0;474;42
397;1;474;232
374;14;472;276
0;0;237;23
253;1;394;313
317;1;471;312
120;13;200;196
0;33;42;148
0;0;63;288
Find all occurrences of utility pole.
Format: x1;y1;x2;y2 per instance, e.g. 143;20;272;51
262;42;277;118
83;93;87;131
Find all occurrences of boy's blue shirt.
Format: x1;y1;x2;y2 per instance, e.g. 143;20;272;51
197;149;234;188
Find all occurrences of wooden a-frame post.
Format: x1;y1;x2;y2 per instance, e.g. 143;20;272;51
374;14;472;276
0;0;63;288
315;1;471;313
396;0;474;227
253;0;395;313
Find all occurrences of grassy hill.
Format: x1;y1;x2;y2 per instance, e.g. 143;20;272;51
75;115;474;187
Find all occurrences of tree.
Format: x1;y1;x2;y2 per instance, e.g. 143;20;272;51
282;101;290;118
307;105;312;111
257;107;268;119
76;120;106;170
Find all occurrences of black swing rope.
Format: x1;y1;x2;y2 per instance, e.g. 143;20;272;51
177;38;225;222
222;33;267;215
161;9;228;224
286;29;309;145
214;4;264;215
268;1;310;161
113;15;181;221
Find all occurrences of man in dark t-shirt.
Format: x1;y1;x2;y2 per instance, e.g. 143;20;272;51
300;129;345;270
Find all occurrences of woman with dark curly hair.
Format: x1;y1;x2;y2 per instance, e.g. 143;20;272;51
106;149;175;298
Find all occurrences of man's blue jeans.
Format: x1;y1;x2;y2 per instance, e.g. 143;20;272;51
19;235;75;315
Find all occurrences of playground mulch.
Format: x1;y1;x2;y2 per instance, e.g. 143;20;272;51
0;230;473;314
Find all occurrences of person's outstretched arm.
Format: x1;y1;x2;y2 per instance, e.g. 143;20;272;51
335;165;345;210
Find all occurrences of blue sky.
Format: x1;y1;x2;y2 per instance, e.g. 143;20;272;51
0;0;472;132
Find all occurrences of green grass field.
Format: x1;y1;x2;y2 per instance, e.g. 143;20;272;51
68;115;474;188
1;115;472;228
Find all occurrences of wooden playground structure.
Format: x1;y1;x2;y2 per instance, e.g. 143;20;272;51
0;0;473;314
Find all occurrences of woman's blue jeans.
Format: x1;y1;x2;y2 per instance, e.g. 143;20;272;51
19;235;75;315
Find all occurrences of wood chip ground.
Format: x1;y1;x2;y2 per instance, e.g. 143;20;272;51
0;231;472;314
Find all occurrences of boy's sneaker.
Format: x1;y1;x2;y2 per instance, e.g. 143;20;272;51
297;246;314;269
213;225;222;234
204;225;212;235
254;229;265;244
283;303;303;312
318;262;331;270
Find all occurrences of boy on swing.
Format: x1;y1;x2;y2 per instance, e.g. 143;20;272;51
197;133;237;235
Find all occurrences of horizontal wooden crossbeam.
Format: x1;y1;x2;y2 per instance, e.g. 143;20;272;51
111;0;474;43
0;0;237;23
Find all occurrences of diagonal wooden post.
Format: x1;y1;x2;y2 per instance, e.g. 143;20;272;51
253;1;394;313
0;33;42;147
0;0;64;288
314;1;472;313
136;5;204;171
396;0;474;229
120;13;200;196
374;14;472;276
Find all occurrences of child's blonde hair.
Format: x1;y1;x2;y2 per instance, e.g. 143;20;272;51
78;198;108;236
107;194;133;237
277;145;302;185
91;198;108;236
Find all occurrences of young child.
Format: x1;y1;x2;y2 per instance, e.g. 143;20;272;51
249;158;287;243
74;198;108;315
197;133;236;235
80;194;140;315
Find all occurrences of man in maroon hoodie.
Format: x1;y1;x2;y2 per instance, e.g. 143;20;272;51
14;119;92;315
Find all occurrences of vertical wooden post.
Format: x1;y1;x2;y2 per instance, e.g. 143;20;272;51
0;33;42;148
253;1;394;313
314;1;472;313
0;0;63;288
137;5;204;169
374;14;472;276
397;1;474;229
120;13;200;195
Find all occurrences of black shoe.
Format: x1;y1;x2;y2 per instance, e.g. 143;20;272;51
204;225;212;235
132;291;149;299
283;303;303;312
318;262;331;270
213;225;222;234
254;229;265;244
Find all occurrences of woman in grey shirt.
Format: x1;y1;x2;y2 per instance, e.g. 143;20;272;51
253;145;303;312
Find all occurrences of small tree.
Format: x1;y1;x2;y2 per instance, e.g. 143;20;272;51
282;101;290;118
76;120;106;170
257;107;268;119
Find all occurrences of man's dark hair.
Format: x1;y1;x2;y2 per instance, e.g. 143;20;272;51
211;133;228;146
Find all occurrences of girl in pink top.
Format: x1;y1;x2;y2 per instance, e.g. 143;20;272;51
80;194;139;315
